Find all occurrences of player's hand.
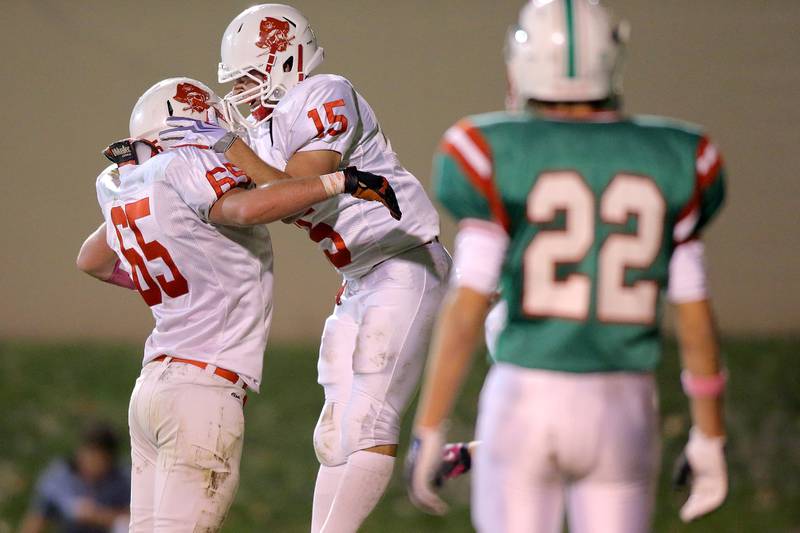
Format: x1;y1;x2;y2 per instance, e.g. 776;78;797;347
102;139;137;166
405;426;448;515
342;166;402;221
102;138;159;166
673;427;727;522
158;116;238;153
434;441;474;486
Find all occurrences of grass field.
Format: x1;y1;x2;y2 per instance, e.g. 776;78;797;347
1;338;799;532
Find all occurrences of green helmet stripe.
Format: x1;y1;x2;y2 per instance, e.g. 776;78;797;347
565;0;577;78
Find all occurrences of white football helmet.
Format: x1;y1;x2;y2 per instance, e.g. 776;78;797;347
218;4;324;128
129;77;225;146
505;0;629;108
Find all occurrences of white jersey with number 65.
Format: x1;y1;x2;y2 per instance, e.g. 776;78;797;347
95;147;273;391
247;74;440;279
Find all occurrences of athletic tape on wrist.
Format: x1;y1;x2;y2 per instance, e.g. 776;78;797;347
681;369;727;398
320;172;345;197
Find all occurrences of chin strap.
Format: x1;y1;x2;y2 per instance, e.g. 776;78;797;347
251;104;273;122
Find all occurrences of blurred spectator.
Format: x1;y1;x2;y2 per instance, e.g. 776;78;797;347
18;422;130;533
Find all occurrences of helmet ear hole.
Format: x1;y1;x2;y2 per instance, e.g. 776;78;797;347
167;100;174;117
282;56;294;73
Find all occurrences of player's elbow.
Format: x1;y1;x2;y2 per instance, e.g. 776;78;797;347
76;248;99;275
76;244;113;279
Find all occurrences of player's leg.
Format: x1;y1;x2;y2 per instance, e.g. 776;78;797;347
311;306;358;532
564;373;660;533
150;363;245;532
472;364;565;533
320;243;451;532
128;364;159;532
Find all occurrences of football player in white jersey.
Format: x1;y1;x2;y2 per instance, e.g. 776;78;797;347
206;4;452;531
76;77;402;532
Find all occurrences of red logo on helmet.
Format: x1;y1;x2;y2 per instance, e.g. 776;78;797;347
173;83;211;113
256;17;294;53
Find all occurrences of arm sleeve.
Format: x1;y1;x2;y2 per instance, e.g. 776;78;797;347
165;148;252;222
278;78;361;159
451;219;509;295
668;240;709;303
433;119;510;230
673;136;726;243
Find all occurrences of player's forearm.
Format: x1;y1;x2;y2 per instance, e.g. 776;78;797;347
76;223;117;280
225;138;292;185
415;288;491;430
675;300;725;437
215;178;332;226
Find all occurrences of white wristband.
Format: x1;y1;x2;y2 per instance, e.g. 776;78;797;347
320;171;345;197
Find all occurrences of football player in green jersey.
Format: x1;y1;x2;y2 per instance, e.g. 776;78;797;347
404;1;727;531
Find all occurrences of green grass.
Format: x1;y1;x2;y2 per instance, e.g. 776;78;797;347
1;338;799;532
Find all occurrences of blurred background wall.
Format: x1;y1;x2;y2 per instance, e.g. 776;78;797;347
1;0;798;345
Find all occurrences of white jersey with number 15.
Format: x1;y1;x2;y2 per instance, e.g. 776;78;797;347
248;74;440;280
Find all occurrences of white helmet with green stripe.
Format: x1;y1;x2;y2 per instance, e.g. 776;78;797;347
505;0;628;108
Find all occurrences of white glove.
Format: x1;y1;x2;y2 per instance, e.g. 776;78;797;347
405;426;449;515
674;427;727;522
158;115;238;153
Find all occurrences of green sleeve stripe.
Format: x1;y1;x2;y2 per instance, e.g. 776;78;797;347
565;0;577;78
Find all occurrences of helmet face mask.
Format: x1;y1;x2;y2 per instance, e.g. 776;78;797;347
129;77;225;149
218;4;325;129
505;0;628;110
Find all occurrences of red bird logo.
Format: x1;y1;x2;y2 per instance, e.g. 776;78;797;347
173;83;211;113
256;17;294;53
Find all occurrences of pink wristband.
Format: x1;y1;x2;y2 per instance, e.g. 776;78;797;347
105;260;136;290
681;369;727;398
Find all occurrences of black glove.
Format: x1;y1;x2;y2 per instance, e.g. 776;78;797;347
102;139;137;166
342;166;402;221
103;138;159;166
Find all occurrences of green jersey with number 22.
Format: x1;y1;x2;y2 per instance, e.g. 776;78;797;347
435;111;725;372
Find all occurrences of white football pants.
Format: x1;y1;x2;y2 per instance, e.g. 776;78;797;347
128;359;246;532
313;241;451;465
473;363;660;533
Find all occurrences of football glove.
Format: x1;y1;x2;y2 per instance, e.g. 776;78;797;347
102;138;159;166
158;116;239;153
405;426;448;515
434;442;473;487
343;167;402;221
672;427;728;522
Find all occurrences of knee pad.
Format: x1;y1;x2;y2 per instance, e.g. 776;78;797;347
339;390;402;457
313;401;347;467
